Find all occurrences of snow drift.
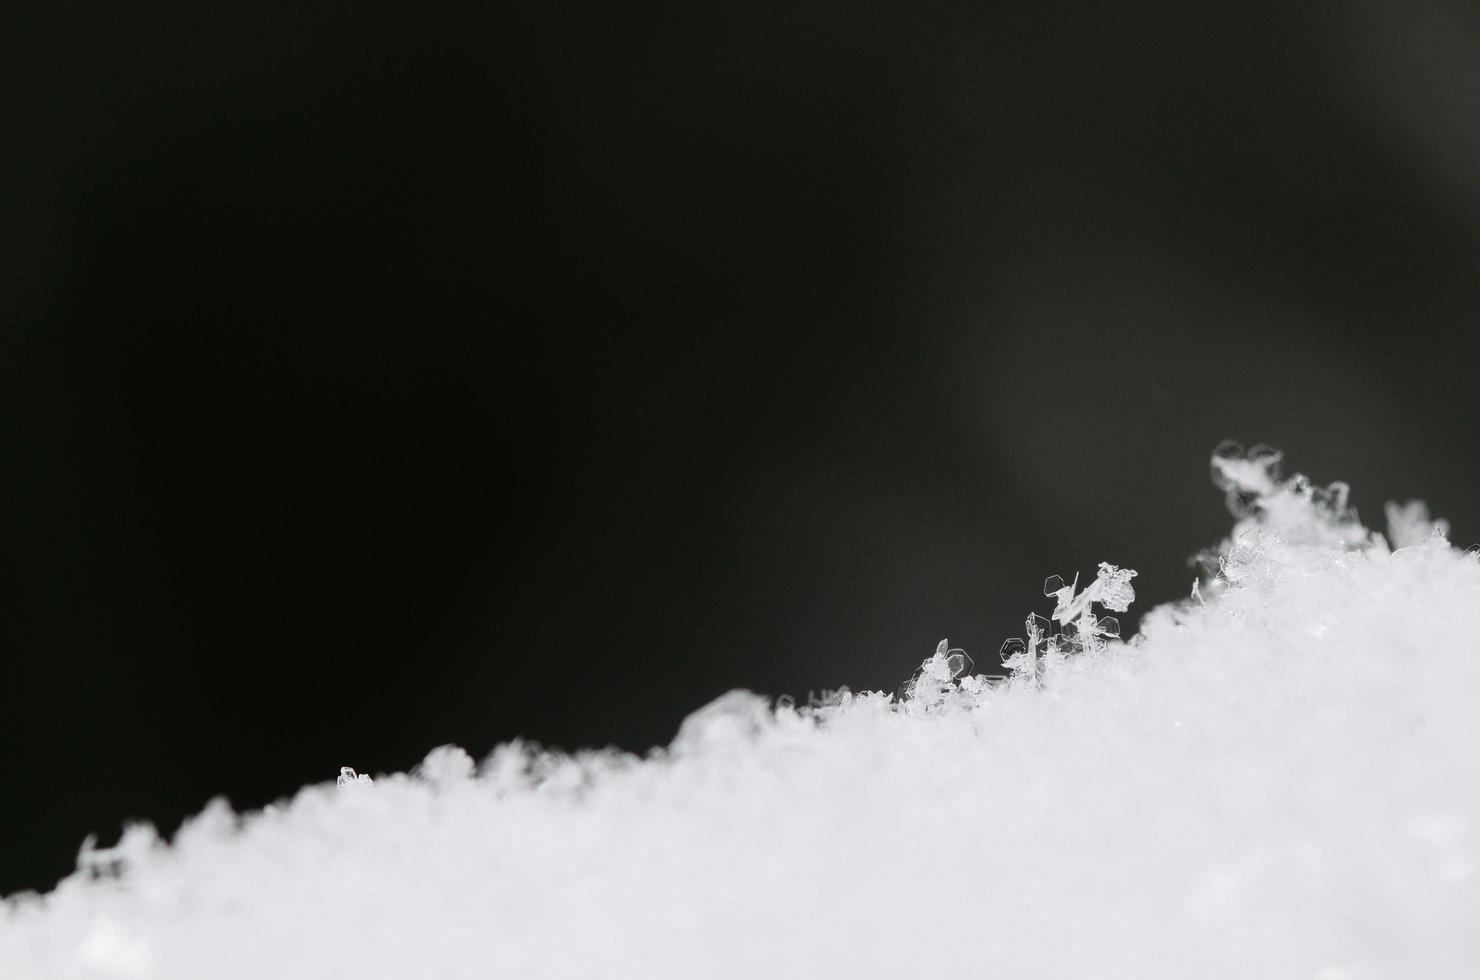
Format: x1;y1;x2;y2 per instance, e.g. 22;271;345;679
3;444;1477;979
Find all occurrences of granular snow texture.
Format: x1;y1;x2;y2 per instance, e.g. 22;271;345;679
3;450;1478;979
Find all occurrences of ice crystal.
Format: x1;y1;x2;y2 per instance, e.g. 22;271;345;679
996;562;1138;685
336;767;373;787
1208;440;1375;551
1386;499;1450;549
898;639;975;707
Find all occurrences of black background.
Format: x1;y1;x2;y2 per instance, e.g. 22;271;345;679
4;0;1479;894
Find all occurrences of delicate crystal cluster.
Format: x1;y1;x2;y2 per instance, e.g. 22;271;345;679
897;639;982;707
336;767;372;787
996;563;1138;686
1208;439;1370;550
1201;440;1449;590
899;561;1138;700
1385;499;1451;550
900;439;1445;704
893;559;1136;698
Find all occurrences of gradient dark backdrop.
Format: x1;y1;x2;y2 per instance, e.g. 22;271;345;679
4;0;1479;893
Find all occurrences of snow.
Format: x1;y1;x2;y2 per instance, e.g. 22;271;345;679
4;447;1479;979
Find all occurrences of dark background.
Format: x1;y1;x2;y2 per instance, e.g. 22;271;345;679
4;0;1479;894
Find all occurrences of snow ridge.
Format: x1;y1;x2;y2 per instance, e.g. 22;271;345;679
4;446;1478;979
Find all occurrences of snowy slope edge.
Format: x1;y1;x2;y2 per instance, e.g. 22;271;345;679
3;446;1478;980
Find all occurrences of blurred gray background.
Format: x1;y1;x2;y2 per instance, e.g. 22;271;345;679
3;0;1479;892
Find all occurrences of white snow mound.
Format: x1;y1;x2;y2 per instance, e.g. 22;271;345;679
3;446;1478;979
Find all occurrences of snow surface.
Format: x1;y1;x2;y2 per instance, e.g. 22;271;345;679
3;447;1478;979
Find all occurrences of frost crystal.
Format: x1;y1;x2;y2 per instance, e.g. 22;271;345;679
898;638;975;707
1206;440;1374;551
1210;439;1284;515
1386;499;1450;549
673;690;773;752
336;767;372;787
998;563;1137;684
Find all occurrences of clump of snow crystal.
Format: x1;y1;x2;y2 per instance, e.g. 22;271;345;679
335;767;373;788
4;444;1480;979
897;638;977;707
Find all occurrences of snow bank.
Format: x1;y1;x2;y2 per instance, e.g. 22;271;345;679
4;445;1478;979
